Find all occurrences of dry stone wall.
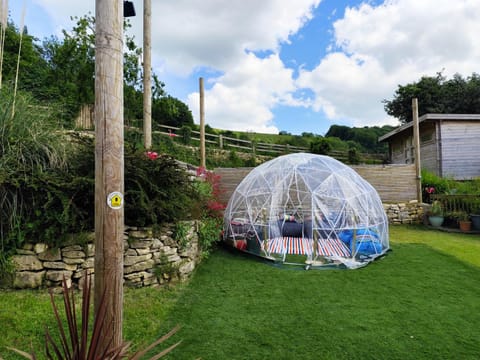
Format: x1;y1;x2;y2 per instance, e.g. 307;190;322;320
384;201;426;224
11;221;201;290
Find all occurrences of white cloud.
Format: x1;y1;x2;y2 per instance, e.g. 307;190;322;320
296;0;480;128
187;52;296;133
149;0;321;75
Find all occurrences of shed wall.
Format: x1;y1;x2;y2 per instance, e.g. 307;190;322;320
419;122;439;176
441;121;480;179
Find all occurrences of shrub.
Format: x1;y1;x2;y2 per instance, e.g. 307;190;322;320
124;150;198;227
198;217;222;257
0;89;71;263
0;133;201;253
310;137;331;155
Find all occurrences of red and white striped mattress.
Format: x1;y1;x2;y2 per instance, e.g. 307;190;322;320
263;237;351;258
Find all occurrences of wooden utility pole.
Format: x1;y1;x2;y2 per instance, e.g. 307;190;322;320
143;0;152;149
199;77;206;168
94;0;124;352
412;98;422;202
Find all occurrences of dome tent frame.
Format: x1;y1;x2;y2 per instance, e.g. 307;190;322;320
223;153;389;269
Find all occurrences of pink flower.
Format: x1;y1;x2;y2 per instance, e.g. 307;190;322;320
146;151;158;160
196;166;207;177
425;187;435;194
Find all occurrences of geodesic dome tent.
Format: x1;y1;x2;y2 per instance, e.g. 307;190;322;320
223;153;389;269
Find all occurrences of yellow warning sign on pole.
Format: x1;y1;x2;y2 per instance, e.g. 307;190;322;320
107;191;123;209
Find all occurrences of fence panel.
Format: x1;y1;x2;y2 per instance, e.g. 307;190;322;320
215;164;417;204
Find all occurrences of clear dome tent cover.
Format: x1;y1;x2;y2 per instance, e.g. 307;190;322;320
223;153;389;269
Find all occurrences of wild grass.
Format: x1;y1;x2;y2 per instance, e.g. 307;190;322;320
1;225;479;359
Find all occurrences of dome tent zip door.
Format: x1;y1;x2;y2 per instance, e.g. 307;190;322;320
223;153;389;269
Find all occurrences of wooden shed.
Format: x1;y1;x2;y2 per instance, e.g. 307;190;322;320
379;114;480;180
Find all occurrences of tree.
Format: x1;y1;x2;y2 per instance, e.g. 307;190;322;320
383;72;480;124
325;124;393;153
0;22;48;93
152;95;193;128
41;16;96;124
3;15;173;127
325;125;353;140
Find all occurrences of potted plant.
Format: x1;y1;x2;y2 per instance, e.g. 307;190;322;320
458;211;472;232
469;200;480;230
428;200;444;227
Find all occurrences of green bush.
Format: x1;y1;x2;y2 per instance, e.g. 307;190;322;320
124;150;198;227
0;133;201;254
198;217;222;258
0;89;72;260
310;137;331;155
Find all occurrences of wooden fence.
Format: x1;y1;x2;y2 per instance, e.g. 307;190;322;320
155;124;308;155
156;125;386;162
214;164;417;205
430;194;480;214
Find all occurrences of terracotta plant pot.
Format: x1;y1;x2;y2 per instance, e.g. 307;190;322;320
459;220;472;232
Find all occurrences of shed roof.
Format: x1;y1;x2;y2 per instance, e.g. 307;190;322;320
378;114;480;142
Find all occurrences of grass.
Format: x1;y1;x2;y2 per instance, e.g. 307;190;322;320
1;225;479;359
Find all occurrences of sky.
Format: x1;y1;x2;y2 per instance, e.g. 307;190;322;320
7;0;480;135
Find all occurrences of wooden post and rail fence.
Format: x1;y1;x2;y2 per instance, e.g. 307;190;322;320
153;124;386;162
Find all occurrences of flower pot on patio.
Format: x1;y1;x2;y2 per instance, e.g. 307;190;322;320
459;220;472;232
470;214;480;230
429;216;444;227
428;201;444;227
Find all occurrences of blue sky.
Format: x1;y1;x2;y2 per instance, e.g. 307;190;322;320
7;0;480;135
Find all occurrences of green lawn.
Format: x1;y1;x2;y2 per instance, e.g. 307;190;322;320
1;225;479;359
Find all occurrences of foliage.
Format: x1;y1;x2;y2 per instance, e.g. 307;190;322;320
7;274;181;359
152;96;194;128
430;200;444;216
39;15;97;126
154;253;181;281
0;89;73;259
193;167;224;256
0;127;201;257
383;72;480;124
195;167;225;219
0;21;48;93
421;169;480;203
347;143;360;164
124;149;199;227
456;211;470;222
173;222;190;250
0;88;67;175
2;15;176;127
179;125;192;145
309;137;331;155
226;150;243;167
325;124;394;153
197;218;222;257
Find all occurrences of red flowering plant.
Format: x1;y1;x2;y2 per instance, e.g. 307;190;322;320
423;185;435;203
194;167;226;255
146;151;159;160
195;166;225;219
